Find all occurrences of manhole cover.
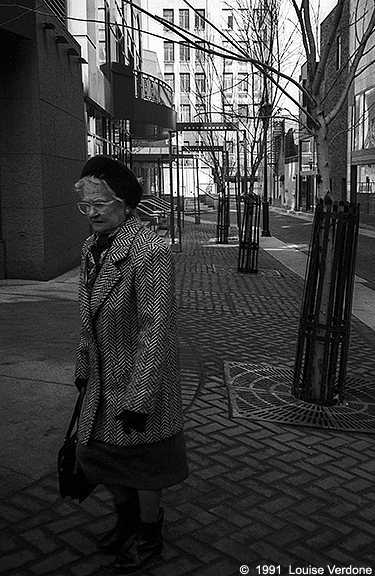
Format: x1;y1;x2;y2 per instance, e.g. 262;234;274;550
224;362;375;433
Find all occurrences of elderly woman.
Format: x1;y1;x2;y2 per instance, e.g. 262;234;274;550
74;155;188;574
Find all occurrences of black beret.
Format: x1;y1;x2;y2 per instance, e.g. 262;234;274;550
80;155;143;208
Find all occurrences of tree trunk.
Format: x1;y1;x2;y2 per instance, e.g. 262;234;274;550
315;114;331;200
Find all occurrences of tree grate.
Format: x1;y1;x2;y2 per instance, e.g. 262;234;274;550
224;362;375;433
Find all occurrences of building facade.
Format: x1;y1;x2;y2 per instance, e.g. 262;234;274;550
0;1;87;280
0;0;176;279
348;0;375;225
145;1;265;201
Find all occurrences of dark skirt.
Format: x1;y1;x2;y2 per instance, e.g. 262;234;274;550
76;430;189;490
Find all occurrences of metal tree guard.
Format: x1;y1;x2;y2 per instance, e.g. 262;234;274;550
216;192;230;243
216;150;230;244
292;199;360;406
237;193;261;273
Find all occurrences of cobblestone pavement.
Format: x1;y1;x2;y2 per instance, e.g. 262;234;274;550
1;210;375;576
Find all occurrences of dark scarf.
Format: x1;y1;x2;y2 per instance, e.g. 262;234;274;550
91;233;113;266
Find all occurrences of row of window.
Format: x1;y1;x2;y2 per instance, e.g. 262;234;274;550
164;41;193;63
163;8;205;30
162;7;247;32
97;0;141;69
164;72;250;94
164;40;252;64
179;104;250;122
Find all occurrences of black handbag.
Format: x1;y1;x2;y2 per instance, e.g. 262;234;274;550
58;388;96;503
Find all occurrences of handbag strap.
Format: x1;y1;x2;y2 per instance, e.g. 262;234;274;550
65;388;85;441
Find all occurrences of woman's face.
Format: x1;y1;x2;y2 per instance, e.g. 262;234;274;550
82;182;126;234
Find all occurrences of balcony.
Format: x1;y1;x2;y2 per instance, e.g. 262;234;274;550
109;63;176;140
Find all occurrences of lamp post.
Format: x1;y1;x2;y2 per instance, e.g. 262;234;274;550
260;102;272;237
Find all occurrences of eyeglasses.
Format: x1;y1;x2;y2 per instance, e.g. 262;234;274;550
77;199;121;215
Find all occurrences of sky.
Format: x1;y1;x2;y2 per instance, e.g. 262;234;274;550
319;0;339;20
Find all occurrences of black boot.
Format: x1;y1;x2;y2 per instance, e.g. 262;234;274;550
112;508;164;574
98;496;140;554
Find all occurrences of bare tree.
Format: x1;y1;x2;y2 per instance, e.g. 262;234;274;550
181;0;293;219
291;0;375;199
129;0;375;201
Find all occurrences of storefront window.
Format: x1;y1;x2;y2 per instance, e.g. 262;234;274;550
357;165;375;217
358;165;375;192
364;87;375;148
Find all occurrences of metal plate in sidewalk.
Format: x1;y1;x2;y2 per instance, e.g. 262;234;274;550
224;362;375;433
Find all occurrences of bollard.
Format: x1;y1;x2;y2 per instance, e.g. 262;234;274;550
292;199;360;405
237;193;261;273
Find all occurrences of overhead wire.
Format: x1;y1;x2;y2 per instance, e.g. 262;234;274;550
0;1;317;124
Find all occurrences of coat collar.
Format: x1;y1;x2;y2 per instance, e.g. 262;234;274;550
107;215;144;263
84;215;142;260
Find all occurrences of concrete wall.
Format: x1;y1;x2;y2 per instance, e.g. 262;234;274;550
0;11;88;280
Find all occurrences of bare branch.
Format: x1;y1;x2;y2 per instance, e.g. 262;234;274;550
123;0;317;118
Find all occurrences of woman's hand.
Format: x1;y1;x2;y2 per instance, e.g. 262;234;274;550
75;377;88;392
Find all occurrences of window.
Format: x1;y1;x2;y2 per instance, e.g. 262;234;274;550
195;41;206;62
164;41;174;62
195;104;205;120
223;104;233;120
223;73;233;93
238;41;248;58
179;9;189;29
180;104;191;122
238;104;249;119
336;34;342;70
195;73;206;93
223;9;233;29
163;9;174;29
98;1;110;66
164;73;175;91
238;73;248;93
364;87;375;149
114;24;125;65
180;42;190;62
195;9;205;30
180;73;190;92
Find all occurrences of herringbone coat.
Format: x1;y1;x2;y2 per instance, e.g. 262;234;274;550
75;216;184;446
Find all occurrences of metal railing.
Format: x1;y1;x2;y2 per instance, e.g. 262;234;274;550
134;71;174;109
87;132;131;165
138;195;170;233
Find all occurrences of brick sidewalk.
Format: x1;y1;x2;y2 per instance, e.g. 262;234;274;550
1;216;375;575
